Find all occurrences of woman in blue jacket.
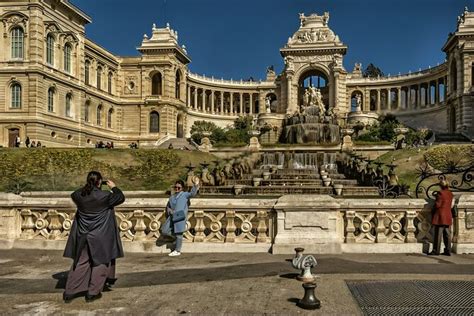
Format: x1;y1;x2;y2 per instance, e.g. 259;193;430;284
162;178;199;256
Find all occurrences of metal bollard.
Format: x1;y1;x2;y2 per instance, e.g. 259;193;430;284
297;282;321;310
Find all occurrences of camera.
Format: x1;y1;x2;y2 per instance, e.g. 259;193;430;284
101;179;109;186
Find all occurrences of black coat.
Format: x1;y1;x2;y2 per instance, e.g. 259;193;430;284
64;186;125;266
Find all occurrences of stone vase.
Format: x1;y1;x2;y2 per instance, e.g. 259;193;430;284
333;184;343;196
252;177;262;187
262;171;271;180
323;178;332;187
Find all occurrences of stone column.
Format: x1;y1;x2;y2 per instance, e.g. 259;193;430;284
249;94;253;115
376;89;381;112
435;81;439;104
193;87;198;110
287;77;293;114
220;92;224;114
202;89;206;112
230;92;234;114
387;89;391;110
211;90;215;113
187;85;191;107
239;92;243;114
397;87;401;110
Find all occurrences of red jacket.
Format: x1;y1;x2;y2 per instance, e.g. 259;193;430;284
432;188;454;226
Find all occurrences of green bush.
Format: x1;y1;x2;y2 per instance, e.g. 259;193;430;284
424;145;473;172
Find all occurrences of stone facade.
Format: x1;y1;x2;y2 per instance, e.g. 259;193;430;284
0;1;473;148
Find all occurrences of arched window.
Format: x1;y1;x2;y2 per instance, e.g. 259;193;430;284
84;102;90;122
65;94;72;117
10;83;21;108
46;34;55;65
85;60;90;85
151;73;162;95
64;43;72;73
97;105;102;125
11;27;24;59
149;111;160;132
47;88;54;112
175;71;181;99
97;66;102;90
107;108;113;128
108;72;113;94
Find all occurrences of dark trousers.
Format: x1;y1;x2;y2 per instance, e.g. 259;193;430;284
65;244;115;296
433;225;451;254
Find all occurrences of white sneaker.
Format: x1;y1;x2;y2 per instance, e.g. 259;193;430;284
168;250;181;257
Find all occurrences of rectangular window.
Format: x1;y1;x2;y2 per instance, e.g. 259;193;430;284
65;95;71;117
46;35;54;65
48;89;54;112
11;84;21;108
11;28;24;59
64;45;71;73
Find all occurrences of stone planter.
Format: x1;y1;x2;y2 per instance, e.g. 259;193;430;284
202;131;212;137
252;177;262;187
323;178;332;187
333;184;343;196
262;171;271;180
394;127;409;135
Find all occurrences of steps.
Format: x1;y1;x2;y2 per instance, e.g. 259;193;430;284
158;138;197;150
434;133;472;144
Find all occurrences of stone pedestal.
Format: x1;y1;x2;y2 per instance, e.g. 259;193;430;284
272;195;342;254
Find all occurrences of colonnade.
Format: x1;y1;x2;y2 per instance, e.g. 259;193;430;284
351;76;448;113
186;85;261;115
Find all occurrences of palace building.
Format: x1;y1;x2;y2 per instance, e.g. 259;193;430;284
0;1;473;148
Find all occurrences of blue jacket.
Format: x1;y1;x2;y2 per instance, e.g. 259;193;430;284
167;185;198;233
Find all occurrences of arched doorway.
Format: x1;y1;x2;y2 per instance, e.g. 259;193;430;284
8;128;20;147
298;69;329;110
449;105;456;133
176;114;184;138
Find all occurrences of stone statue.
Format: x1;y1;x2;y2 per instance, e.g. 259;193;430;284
355;93;362;112
323;12;330;26
265;96;272;113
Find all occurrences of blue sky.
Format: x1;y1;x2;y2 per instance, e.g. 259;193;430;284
72;0;471;80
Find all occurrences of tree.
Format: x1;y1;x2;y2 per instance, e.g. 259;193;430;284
363;63;384;78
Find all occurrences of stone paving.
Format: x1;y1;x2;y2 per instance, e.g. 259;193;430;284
0;249;473;315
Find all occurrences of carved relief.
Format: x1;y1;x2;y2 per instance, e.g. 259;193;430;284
1;13;28;37
124;76;138;95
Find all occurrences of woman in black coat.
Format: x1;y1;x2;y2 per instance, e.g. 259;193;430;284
63;171;125;302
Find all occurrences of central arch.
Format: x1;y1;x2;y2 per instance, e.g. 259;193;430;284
298;68;330;110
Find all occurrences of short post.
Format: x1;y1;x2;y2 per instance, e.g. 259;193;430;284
297;282;321;310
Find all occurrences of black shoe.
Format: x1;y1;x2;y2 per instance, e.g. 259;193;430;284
85;292;102;302
442;251;451;256
63;292;75;303
428;251;440;256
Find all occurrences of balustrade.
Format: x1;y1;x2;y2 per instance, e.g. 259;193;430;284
16;206;274;244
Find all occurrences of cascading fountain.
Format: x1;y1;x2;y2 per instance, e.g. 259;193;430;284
280;86;340;144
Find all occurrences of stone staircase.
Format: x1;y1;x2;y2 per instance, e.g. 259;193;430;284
158;138;197;150
434;133;472;144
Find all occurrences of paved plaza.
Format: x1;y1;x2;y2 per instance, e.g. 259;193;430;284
0;249;473;315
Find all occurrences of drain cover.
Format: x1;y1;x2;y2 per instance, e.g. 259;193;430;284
346;280;474;315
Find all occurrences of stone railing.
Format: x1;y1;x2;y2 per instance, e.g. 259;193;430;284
1;193;473;254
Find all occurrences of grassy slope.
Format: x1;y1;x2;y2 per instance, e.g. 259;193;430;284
0;148;216;192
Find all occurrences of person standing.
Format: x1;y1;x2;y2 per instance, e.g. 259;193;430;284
161;178;199;257
25;136;30;148
429;180;454;256
63;171;125;302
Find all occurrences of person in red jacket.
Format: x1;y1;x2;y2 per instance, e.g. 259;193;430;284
429;180;454;256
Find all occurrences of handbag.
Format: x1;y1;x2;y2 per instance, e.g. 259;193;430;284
172;210;186;223
451;205;458;218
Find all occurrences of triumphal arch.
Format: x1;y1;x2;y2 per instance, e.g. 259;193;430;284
0;1;472;147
